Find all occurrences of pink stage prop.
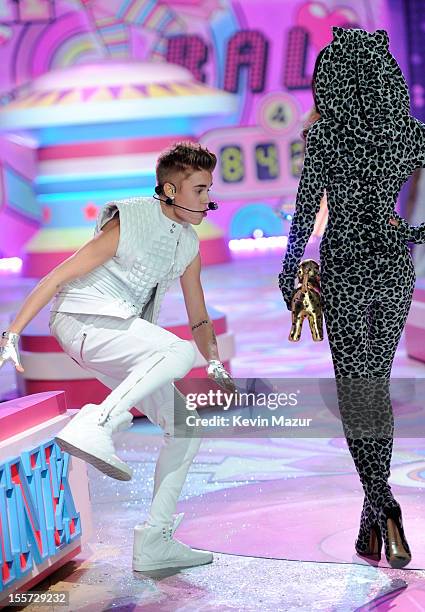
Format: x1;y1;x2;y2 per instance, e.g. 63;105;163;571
0;391;92;603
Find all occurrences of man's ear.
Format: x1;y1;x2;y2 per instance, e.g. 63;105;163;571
163;182;176;198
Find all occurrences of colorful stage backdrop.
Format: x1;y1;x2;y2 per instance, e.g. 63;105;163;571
0;0;419;273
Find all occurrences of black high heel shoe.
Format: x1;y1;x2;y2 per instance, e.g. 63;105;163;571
378;502;411;569
355;497;382;561
356;522;382;561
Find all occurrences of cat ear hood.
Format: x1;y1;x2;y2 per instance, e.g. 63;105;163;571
313;27;411;147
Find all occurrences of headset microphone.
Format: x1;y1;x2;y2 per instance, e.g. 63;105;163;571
153;185;219;212
154;185;174;206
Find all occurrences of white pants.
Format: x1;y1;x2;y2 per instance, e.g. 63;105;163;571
49;311;201;526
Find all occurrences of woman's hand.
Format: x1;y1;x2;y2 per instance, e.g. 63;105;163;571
389;212;425;244
278;271;296;311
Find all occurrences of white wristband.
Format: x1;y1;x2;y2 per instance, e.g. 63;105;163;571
1;331;20;343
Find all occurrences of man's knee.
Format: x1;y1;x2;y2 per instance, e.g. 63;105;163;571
170;339;196;378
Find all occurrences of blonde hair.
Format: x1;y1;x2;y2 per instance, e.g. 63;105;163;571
301;106;321;141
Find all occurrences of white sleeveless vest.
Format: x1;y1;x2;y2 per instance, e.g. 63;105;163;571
51;196;199;324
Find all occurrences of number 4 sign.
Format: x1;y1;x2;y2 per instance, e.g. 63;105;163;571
257;92;300;135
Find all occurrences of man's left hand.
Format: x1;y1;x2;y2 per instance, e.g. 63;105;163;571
207;360;236;393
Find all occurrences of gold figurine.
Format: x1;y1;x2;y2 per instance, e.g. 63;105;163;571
289;259;323;342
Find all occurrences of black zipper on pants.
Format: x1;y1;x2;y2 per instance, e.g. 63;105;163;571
79;333;87;362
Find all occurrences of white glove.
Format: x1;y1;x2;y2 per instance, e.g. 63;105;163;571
0;331;24;372
206;359;236;393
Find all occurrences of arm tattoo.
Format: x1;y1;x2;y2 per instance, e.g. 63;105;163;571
191;319;209;331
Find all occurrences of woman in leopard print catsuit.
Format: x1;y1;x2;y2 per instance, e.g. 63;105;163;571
278;26;425;568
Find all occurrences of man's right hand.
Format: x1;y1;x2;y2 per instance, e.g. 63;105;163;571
0;331;24;372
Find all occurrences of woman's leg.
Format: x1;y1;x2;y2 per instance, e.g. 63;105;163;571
357;253;415;533
321;261;390;559
321;252;415;560
353;294;413;555
321;267;383;495
362;254;416;566
321;260;382;500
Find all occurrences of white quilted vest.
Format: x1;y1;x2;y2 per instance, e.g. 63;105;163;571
51;197;199;324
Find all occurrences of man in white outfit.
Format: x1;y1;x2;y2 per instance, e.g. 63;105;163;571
0;142;235;571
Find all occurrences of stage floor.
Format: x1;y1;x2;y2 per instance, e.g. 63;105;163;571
4;253;425;610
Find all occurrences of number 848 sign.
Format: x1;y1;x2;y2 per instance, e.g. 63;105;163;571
200;125;305;201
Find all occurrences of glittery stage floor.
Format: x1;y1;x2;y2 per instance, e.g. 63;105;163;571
8;252;425;610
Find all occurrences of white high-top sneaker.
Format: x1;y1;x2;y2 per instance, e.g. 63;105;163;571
132;513;213;571
55;403;133;481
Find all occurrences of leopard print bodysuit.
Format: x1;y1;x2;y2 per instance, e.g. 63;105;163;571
278;26;425;551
